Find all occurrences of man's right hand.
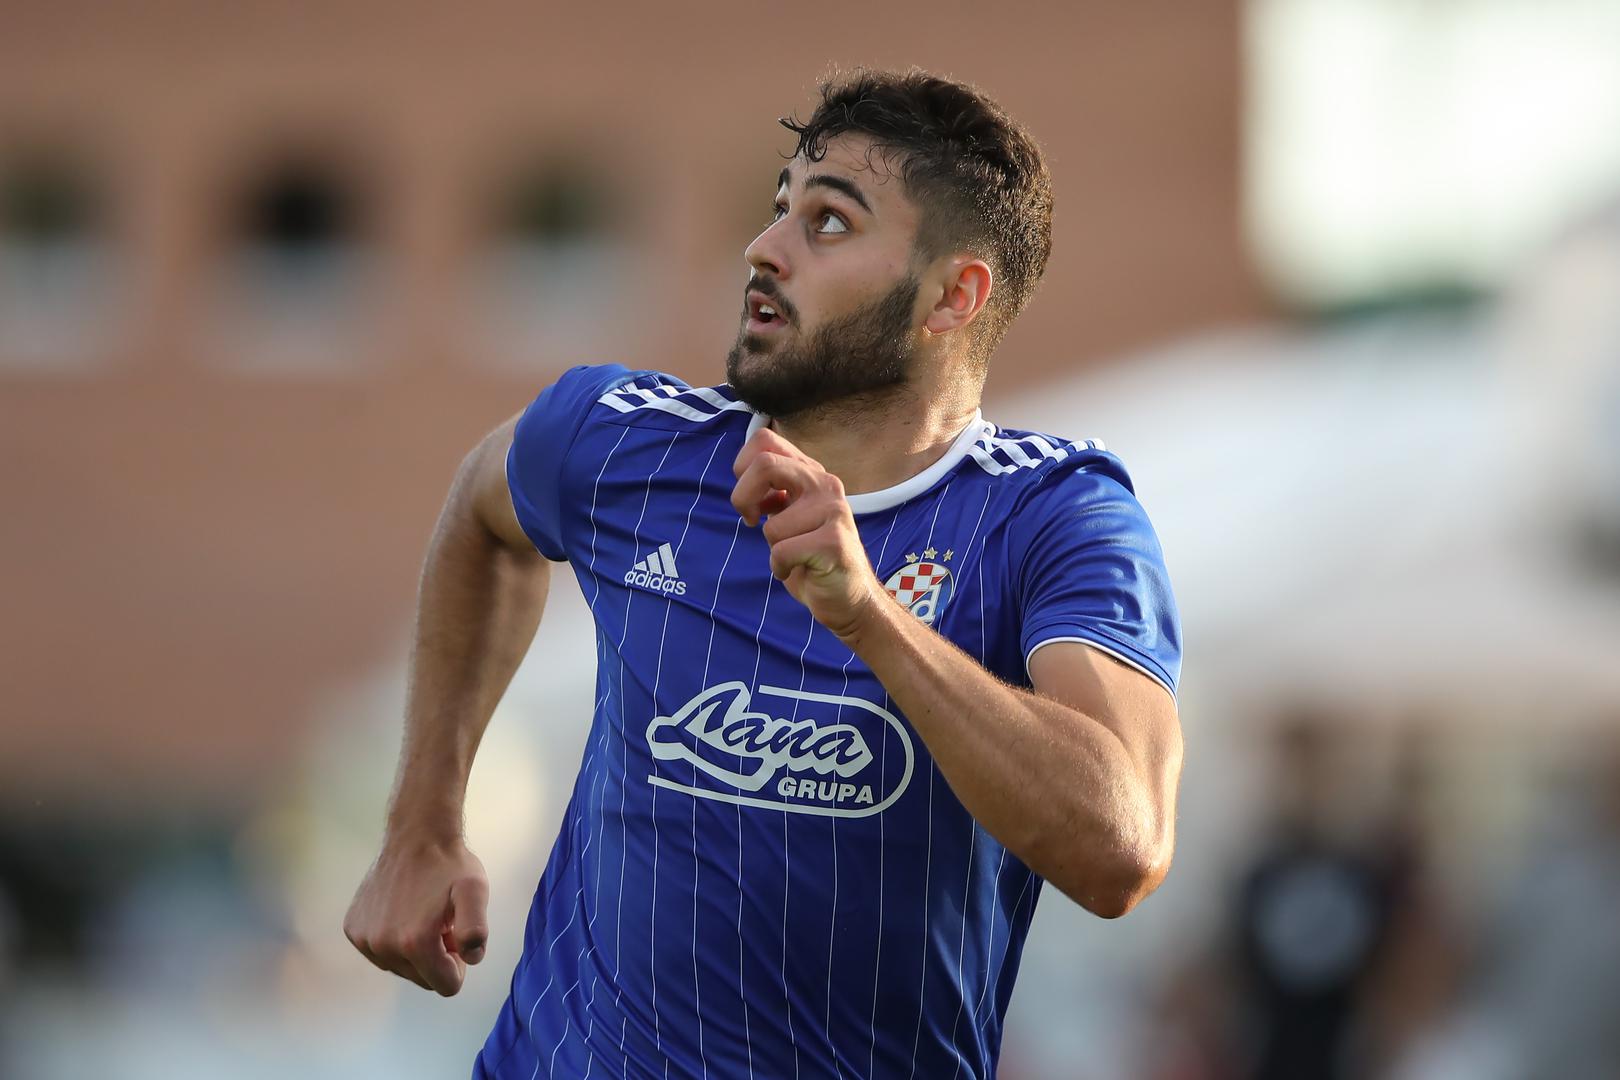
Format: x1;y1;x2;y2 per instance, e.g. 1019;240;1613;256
344;836;491;996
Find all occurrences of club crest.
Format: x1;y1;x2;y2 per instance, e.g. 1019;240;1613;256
882;551;954;626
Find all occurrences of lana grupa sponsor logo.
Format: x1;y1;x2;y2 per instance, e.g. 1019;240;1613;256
645;681;914;817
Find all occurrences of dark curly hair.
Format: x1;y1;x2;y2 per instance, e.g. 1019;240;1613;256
780;69;1054;356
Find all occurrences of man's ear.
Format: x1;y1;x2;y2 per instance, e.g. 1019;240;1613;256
924;257;993;336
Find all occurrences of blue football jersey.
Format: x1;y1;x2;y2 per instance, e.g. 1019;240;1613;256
476;364;1180;1079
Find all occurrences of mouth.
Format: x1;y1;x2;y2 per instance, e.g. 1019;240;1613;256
745;289;790;335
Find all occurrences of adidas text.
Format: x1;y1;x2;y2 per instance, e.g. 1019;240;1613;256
624;568;687;595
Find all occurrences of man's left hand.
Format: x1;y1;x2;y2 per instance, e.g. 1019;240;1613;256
731;427;886;642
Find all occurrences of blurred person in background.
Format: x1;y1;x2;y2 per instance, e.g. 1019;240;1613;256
1226;715;1401;1080
1144;720;1464;1080
343;69;1184;1078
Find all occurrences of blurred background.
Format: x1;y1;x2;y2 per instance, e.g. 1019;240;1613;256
3;0;1619;1076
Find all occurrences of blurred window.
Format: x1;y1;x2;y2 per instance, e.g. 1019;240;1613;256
210;157;377;374
1247;0;1620;310
468;157;644;372
507;162;616;248
250;168;351;264
0;155;117;372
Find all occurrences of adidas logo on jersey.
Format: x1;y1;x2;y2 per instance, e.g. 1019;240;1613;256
624;542;687;596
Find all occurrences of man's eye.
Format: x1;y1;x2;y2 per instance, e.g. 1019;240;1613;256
770;203;787;223
815;211;849;235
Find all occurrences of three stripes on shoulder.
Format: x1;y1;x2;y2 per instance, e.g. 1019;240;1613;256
598;383;748;424
598;378;1104;478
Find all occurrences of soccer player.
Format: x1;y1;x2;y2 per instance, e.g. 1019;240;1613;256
345;70;1183;1078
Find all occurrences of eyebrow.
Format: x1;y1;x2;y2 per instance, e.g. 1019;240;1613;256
776;166;874;215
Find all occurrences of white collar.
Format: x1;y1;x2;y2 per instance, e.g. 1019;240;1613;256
742;408;988;515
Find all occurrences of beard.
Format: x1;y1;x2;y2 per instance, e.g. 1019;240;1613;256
725;273;921;420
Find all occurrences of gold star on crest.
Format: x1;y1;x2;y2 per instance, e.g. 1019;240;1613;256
904;552;920;563
943;549;954;561
923;546;938;560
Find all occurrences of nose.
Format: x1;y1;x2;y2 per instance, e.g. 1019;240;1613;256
744;217;791;281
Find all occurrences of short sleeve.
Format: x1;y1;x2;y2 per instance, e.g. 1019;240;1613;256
505;363;639;560
1011;452;1181;697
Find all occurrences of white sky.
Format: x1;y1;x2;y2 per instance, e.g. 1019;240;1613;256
1247;0;1620;304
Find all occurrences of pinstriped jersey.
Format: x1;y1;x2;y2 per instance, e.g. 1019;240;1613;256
475;364;1181;1079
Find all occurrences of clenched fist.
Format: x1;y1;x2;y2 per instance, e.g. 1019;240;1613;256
731;427;888;642
344;836;490;996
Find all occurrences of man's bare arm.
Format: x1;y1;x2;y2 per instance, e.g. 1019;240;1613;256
344;412;550;995
845;611;1181;918
385;415;547;837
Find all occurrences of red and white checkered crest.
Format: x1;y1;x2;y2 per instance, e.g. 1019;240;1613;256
882;561;954;626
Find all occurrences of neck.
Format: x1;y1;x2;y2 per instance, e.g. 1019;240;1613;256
767;379;981;498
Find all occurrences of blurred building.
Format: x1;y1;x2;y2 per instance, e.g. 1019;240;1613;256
0;0;1264;815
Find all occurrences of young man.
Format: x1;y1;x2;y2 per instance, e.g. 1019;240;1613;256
345;70;1183;1078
